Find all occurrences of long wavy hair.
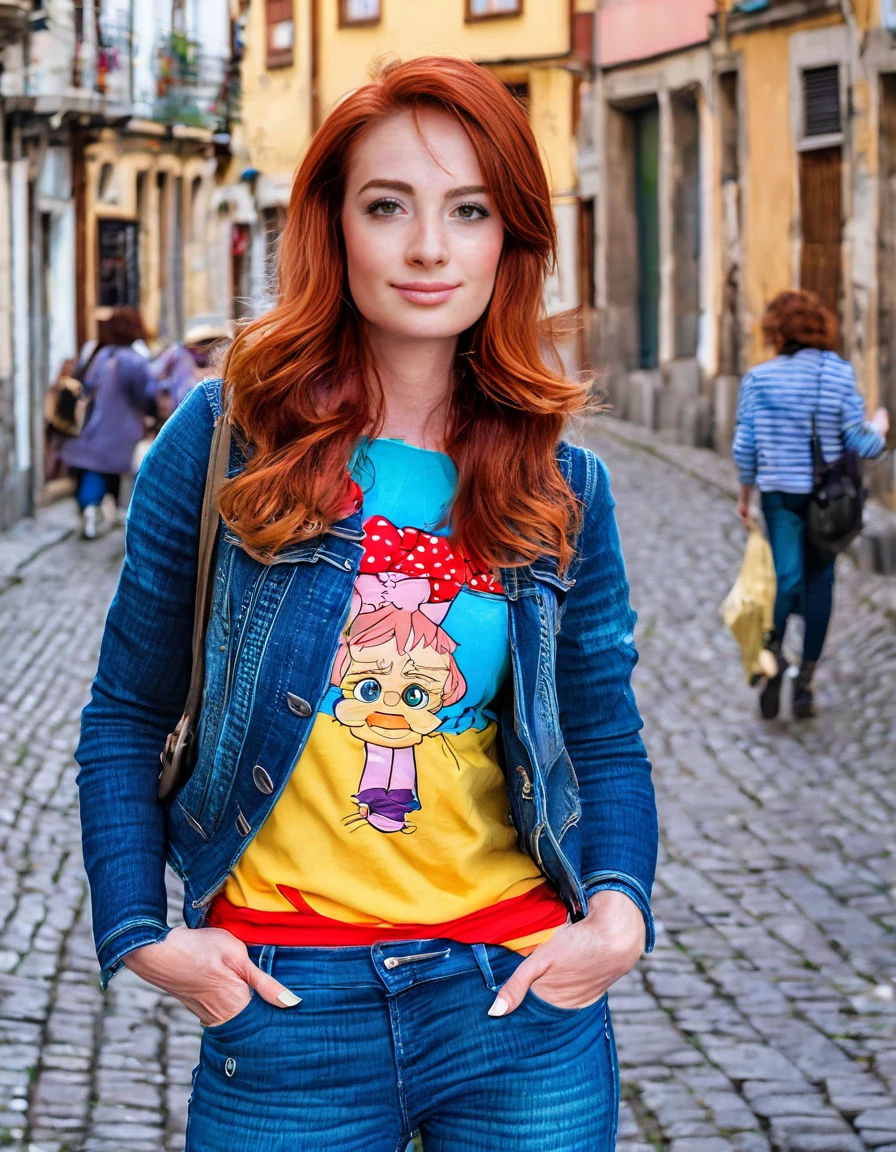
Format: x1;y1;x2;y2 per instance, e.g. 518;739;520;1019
221;55;590;571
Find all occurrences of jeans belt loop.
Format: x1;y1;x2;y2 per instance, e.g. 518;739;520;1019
472;942;498;992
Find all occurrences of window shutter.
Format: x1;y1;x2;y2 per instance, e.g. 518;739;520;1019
803;65;841;137
266;0;294;69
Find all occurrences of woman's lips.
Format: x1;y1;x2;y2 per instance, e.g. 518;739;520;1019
392;282;459;306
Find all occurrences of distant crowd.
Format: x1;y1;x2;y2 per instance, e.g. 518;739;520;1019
45;305;231;539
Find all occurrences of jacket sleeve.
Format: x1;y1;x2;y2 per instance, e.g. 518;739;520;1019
556;451;658;950
75;385;215;988
838;361;886;459
732;373;758;486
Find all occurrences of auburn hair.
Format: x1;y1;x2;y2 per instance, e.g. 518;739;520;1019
221;55;590;572
762;289;839;354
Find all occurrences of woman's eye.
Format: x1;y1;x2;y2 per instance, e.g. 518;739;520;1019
402;684;430;709
367;199;403;216
453;203;488;220
353;678;382;703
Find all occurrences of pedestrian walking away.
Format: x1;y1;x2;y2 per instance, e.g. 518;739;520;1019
147;317;232;427
75;56;658;1152
60;306;155;540
733;289;889;720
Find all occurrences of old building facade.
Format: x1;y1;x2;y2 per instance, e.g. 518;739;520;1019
0;0;239;529
594;0;896;504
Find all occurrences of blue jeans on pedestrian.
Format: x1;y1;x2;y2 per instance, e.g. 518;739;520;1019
761;491;836;663
74;469;121;511
185;941;619;1152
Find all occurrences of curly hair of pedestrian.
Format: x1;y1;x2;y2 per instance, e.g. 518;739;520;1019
762;289;838;355
221;55;590;572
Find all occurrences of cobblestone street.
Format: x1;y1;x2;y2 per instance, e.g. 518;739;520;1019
1;422;895;1151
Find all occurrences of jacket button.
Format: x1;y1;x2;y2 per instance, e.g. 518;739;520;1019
253;764;274;795
286;692;312;718
236;809;251;836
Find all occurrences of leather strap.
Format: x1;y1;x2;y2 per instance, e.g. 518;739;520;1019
183;415;231;723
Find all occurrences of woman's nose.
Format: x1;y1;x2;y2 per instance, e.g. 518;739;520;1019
382;691;402;707
406;213;448;267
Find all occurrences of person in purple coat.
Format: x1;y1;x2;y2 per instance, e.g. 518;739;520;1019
61;307;153;539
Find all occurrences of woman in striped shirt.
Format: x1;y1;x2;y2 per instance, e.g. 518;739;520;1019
733;290;888;719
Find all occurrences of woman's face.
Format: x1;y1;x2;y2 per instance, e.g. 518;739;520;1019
341;109;505;344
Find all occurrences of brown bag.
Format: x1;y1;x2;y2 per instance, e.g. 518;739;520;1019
158;415;232;804
45;373;89;437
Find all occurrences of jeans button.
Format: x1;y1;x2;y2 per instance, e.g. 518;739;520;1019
286;692;312;718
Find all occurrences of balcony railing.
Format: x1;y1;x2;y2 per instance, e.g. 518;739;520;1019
153;32;238;130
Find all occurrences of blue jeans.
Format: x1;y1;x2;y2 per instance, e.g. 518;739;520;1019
185;941;619;1151
74;469;121;510
761;492;836;663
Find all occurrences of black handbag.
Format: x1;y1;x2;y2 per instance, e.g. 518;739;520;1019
807;366;865;554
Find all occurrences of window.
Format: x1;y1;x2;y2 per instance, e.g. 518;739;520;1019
339;0;381;27
503;81;530;115
803;65;841;138
466;0;522;21
266;0;294;69
98;219;140;308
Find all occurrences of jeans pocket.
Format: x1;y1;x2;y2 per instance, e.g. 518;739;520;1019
522;987;608;1022
203;988;259;1038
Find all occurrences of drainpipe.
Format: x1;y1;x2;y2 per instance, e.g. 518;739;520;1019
28;123;48;513
9;118;30;512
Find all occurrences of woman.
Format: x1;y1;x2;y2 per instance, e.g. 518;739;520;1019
734;289;888;720
61;306;153;539
76;58;657;1151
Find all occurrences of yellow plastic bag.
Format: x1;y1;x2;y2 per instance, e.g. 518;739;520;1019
720;523;777;683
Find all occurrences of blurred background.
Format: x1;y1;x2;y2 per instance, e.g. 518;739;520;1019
2;0;895;551
3;4;896;1152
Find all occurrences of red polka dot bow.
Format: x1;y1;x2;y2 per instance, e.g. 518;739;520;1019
361;516;502;601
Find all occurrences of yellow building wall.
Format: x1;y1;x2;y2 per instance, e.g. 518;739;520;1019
315;0;571;118
529;66;577;194
731;12;844;366
236;0;576;197
241;0;314;176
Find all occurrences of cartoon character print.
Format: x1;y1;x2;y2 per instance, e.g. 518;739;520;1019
331;517;501;834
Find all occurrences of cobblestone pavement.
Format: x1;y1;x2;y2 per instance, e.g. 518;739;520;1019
1;425;895;1152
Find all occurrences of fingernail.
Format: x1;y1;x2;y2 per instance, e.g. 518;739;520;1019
487;997;508;1017
277;990;302;1007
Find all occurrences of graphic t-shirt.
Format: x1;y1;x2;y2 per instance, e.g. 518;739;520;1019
209;438;568;952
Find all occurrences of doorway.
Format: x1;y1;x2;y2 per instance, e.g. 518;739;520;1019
799;145;842;324
634;105;660;369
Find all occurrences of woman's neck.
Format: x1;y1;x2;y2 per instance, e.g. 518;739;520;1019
367;329;457;451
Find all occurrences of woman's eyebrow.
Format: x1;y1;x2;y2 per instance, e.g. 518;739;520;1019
356;179;489;198
445;185;488;198
358;179;413;195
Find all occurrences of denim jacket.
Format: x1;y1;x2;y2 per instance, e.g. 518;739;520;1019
76;380;658;988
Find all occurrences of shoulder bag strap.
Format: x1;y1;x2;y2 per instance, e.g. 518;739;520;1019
182;414;232;722
811;353;827;480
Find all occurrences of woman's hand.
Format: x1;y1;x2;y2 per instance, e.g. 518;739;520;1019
122;925;301;1027
488;890;646;1016
872;407;890;438
737;483;754;529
